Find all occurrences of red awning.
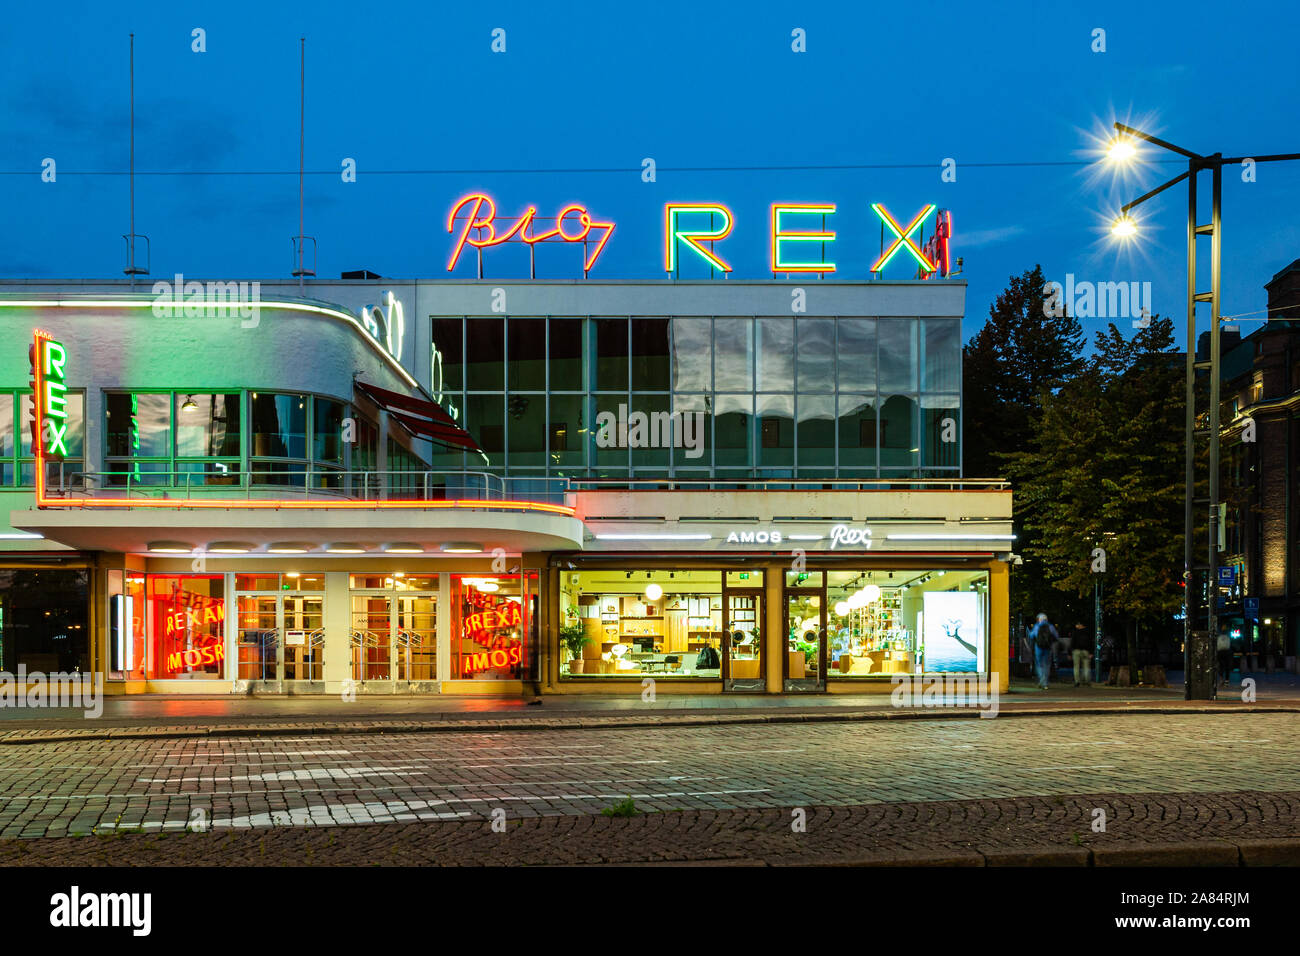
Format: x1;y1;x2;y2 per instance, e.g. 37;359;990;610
354;380;483;454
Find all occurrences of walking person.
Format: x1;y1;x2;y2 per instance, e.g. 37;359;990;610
1216;630;1233;687
1031;613;1058;690
1071;622;1092;687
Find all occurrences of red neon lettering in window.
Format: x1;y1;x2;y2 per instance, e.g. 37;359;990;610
445;194;615;273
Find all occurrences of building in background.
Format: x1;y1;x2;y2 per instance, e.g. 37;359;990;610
0;276;1012;696
1220;257;1300;673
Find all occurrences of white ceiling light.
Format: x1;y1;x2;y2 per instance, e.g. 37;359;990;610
644;583;664;601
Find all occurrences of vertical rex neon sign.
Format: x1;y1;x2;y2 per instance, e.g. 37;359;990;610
663;204;734;273
31;329;68;501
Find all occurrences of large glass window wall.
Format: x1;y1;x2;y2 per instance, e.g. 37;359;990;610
430;315;961;480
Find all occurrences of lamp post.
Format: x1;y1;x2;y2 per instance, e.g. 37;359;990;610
1104;124;1300;700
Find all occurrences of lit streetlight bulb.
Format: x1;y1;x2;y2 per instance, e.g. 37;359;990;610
1107;137;1136;163
1111;215;1138;238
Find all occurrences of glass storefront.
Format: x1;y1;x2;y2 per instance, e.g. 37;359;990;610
450;572;538;680
145;574;226;679
349;574;437;682
0;567;90;672
559;569;764;681
235;573;325;683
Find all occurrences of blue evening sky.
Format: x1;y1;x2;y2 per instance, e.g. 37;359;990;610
2;0;1297;343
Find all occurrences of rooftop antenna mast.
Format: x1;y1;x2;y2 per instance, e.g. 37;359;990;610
123;33;150;285
291;37;316;287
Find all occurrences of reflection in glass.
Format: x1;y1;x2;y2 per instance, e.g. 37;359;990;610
757;392;793;468
251;393;307;458
713;318;753;392
797;318;836;392
921;395;960;468
756;318;794;392
836;319;876;393
714;394;752;468
923;318;961;393
878;318;917;393
548;318;584;389
879;394;917;467
106;392;169;458
176;394;240;458
670;318;711;392
593;317;628;390
796;394;835;468
838;394;876;468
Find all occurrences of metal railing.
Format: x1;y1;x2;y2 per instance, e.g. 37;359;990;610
46;468;572;506
567;477;1011;492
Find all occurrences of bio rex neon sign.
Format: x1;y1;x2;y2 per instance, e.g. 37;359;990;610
443;195;952;278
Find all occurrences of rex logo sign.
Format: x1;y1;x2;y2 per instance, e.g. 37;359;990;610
32;330;69;460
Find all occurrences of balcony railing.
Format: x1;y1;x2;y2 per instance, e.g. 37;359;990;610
43;468;572;506
567;477;1011;492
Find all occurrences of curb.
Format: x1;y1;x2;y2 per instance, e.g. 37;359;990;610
1;702;1297;746
1091;841;1242;867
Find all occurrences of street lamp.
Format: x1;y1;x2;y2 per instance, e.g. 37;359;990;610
1103;122;1300;700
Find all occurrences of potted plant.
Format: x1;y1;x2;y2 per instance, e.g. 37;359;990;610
560;622;589;675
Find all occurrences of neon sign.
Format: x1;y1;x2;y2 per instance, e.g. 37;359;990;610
664;204;734;273
663;202;948;276
163;604;226;635
464;602;522;643
165;642;224;672
770;203;836;273
359;290;405;359
870;203;937;275
33;331;69;458
921;208;953;278
446;194;615;273
464;643;523;673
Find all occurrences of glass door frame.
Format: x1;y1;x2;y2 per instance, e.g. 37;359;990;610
722;587;765;692
280;591;325;684
783;586;827;691
350;585;439;686
235;588;325;685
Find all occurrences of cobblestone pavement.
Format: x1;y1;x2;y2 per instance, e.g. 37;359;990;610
0;712;1296;845
3;790;1298;866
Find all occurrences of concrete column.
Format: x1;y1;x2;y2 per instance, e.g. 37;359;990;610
323;571;351;690
436;572;451;683
765;561;784;693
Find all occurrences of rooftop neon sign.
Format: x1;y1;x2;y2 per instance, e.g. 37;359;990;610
446;194;615;274
665;202;949;277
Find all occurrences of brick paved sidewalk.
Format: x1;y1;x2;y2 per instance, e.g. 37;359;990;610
3;697;1298;746
3;790;1298;866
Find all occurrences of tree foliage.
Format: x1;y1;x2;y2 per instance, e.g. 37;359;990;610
1005;315;1185;633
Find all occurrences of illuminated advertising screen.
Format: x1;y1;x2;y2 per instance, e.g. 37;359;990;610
921;591;984;673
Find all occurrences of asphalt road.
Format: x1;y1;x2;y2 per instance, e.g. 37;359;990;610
0;711;1295;837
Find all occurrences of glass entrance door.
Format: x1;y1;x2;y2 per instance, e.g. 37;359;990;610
282;594;324;682
723;590;764;692
785;590;826;691
237;593;324;684
351;594;393;681
237;595;278;682
396;592;437;684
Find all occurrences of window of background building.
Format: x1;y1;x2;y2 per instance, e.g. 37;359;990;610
507;392;546;467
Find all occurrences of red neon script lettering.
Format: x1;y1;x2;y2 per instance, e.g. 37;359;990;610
446;194;615;272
